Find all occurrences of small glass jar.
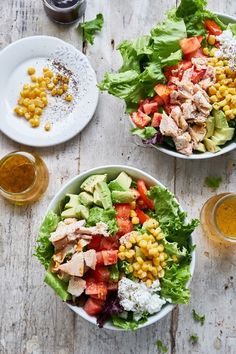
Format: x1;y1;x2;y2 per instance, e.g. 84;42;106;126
200;193;236;244
42;0;87;24
0;151;49;205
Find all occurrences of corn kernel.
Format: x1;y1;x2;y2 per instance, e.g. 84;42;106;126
63;84;69;91
158;270;165;278
148;248;159;256
172;255;178;263
139;239;147;248
157;244;164;252
128;265;133;273
226;94;232;102
146;279;152;287
130;201;136;210
208;34;216;45
62;76;69;83
216;60;224;67
132;217;139;224
137;256;144;265
140;271;147;279
118;252;125;260
129;236;136;244
125;241;132;249
156;233;164;240
142;263;149;271
119;245;125;252
161;261;167;268
147;272;154;280
24;112;31;120
27;67;36;75
130;210;137;218
153;258;160;266
202;47;209;56
28;104;36;112
47;82;55;90
214;83;220;89
65;94;73;102
57;88;64;96
126;251;134;259
210;95;218;103
157;265;163;272
133;262;140;271
208;87;217;95
41;97;48;106
44;70;53;78
159;252;165;262
44;122;51;132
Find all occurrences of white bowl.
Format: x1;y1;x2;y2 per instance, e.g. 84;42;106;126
44;165;195;330
130;13;236;160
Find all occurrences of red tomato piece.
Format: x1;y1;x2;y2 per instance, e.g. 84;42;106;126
179;37;201;56
151;113;162;128
154;84;172;105
136;198;148;210
135;208;150;224
86;279;108;300
184;48;206;61
115;204;131;219
143;102;158;115
93;266;110;282
205;19;222;36
83;298;104;316
102;250;118;266
107;282;118;291
116;218;133;236
87;235;102;251
153;95;164;105
100;236;119;250
191;69;206;84
138;98;150;112
130;111;151;129
96;251;104;265
137;180;155;210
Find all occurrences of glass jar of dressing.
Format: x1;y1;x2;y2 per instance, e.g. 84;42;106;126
42;0;87;24
200;193;236;244
0;151;49;205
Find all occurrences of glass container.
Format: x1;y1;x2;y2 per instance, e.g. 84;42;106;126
42;0;87;24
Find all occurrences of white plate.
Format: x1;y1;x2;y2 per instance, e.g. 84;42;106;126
0;36;99;147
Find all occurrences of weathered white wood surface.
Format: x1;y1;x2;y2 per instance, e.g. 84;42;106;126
0;0;236;353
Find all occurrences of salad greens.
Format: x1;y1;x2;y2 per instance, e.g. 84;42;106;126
34;211;60;269
44;271;71;301
112;314;148;330
78;13;104;45
86;206;118;234
132;127;157;140
192;309;205;325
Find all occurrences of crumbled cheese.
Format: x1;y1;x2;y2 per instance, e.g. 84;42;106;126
118;278;166;320
215;30;236;70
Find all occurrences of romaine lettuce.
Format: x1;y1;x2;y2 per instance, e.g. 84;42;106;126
86;207;118;234
44;271;71;301
34;211;59;269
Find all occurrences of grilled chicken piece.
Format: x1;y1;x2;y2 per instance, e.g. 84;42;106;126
76;222;109;237
181;68;194;82
173;132;193;155
170;106;181;125
192;91;212;114
179;116;188;131
50;220;86;243
84;250;97;270
192;57;208;70
189;125;207;144
160;112;178;138
59;252;84;277
53;244;75;263
68;277;86;297
181;101;196;120
64;218;78;225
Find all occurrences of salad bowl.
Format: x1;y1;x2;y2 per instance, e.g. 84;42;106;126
36;165;196;330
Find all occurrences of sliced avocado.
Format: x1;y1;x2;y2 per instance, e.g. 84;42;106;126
212;109;229;129
61;205;89;220
95;181;112;210
205;116;215;138
214;127;235;143
195;142;206;153
108;172;132;191
211;136;227;145
78;191;94;207
203;138;221;153
93;188;103;207
64;194;80;209
80;174;107;193
135;246;144;258
111;190;136;203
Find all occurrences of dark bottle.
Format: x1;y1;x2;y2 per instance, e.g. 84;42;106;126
43;0;87;24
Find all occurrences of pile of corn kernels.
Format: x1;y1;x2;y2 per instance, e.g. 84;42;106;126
118;219;178;287
14;67;73;130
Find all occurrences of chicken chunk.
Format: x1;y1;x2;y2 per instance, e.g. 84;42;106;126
50;220;86;243
160;112;178;138
170;106;181;125
188;125;207;143
84;249;97;270
192;91;212;115
173;132;193;155
68;277;86;297
59;252;84;277
181;101;196;120
77;222;110;237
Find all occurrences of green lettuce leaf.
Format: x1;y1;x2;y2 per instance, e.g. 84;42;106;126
176;0;207;19
112;314;148;330
132;127;157;140
139;62;166;83
151;18;186;57
161;49;183;67
118;40;141;73
44;271;71;301
227;23;236;36
78;13;104;45
86;207;118;234
160;262;191;303
148;185;199;249
34;211;59;269
163;240;187;258
108;264;119;282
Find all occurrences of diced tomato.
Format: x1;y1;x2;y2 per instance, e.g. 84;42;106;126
197;35;203;44
167;82;177;90
164;103;174;115
137;180;155;210
185;48;206;61
154;84;172;105
135;208;150;224
87;235;102;251
96;251;104;265
205;19;222;36
130;111;151;129
153;95;164;105
107;282;118;291
115;204;131;219
179;37;201;56
116;218;133;236
83;297;104;316
143;102;158;115
102;250;118;266
136;198;148;210
191;69;206;84
151;113;162;128
93;266;110;282
138;98;150;112
86;279;108;300
100;237;119;250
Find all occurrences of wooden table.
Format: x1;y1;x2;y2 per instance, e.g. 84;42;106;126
0;1;236;353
